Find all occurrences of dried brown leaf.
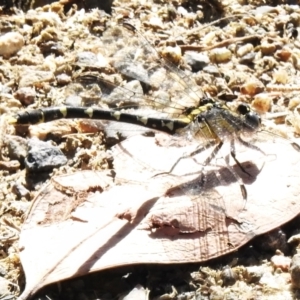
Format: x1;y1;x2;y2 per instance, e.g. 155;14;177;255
18;134;300;299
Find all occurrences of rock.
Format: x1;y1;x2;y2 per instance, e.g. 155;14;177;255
239;52;256;64
120;285;149;300
14;87;36;106
12;182;30;199
261;42;276;55
75;52;109;69
0;160;20;172
203;65;220;75
245;265;265;284
184;51;209;72
240;78;265;96
18;70;55;88
271;253;291;272
252;93;272;113
290;253;300;288
28;120;76;140
236;43;254;57
56;74;72;86
25;138;67;172
114;60;149;84
220;266;236;286
105;80;143;107
209;48;232;63
6;135;28;162
161;45;181;64
0;32;24;57
147;16;164;29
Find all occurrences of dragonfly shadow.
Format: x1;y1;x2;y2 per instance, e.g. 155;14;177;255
165;160;261;198
143;160;262;243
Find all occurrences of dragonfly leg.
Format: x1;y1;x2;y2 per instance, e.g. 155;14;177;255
154;140;222;177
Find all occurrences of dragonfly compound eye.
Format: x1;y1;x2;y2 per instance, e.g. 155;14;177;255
236;103;250;115
236;103;261;132
244;111;261;132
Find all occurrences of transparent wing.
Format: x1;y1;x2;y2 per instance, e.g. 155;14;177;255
53;23;204;118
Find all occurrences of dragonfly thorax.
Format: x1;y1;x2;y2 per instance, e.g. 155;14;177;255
190;102;261;141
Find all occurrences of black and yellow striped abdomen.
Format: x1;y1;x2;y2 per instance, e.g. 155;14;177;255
9;106;190;135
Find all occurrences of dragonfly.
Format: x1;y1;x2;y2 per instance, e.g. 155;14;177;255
6;23;291;204
9;96;262;197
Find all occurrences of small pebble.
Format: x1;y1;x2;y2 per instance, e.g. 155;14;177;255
288;234;300;244
76;51;98;67
65;95;82;107
120;284;149;300
245;265;264;283
56;73;72;85
209;48;232;63
114;60;149;84
252;93;272;112
184;51;209;72
14;87;36;106
275;48;292;62
75;51;109;69
203;65;220;75
12;182;30;199
220;266;236;286
28;120;76;140
9;200;30;214
273;69;288;84
148;16;164;29
271;253;291;272
288;97;300;110
6;135;28;162
18;70;54;88
236;43;254;57
202;31;216;45
161;45;182;64
290;253;300;288
0;160;20;172
240;79;264;96
259;271;289;290
261;42;276;55
260;73;272;84
25;138;67;172
239;52;256;64
106;80;143;106
40;40;64;55
0;32;24;57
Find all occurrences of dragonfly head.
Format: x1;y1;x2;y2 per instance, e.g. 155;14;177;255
237;103;261;132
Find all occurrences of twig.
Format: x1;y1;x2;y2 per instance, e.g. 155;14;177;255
180;34;263;53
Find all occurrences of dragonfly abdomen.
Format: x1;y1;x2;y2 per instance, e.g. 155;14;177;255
9;106;190;135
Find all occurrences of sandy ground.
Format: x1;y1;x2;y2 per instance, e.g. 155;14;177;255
1;0;300;299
